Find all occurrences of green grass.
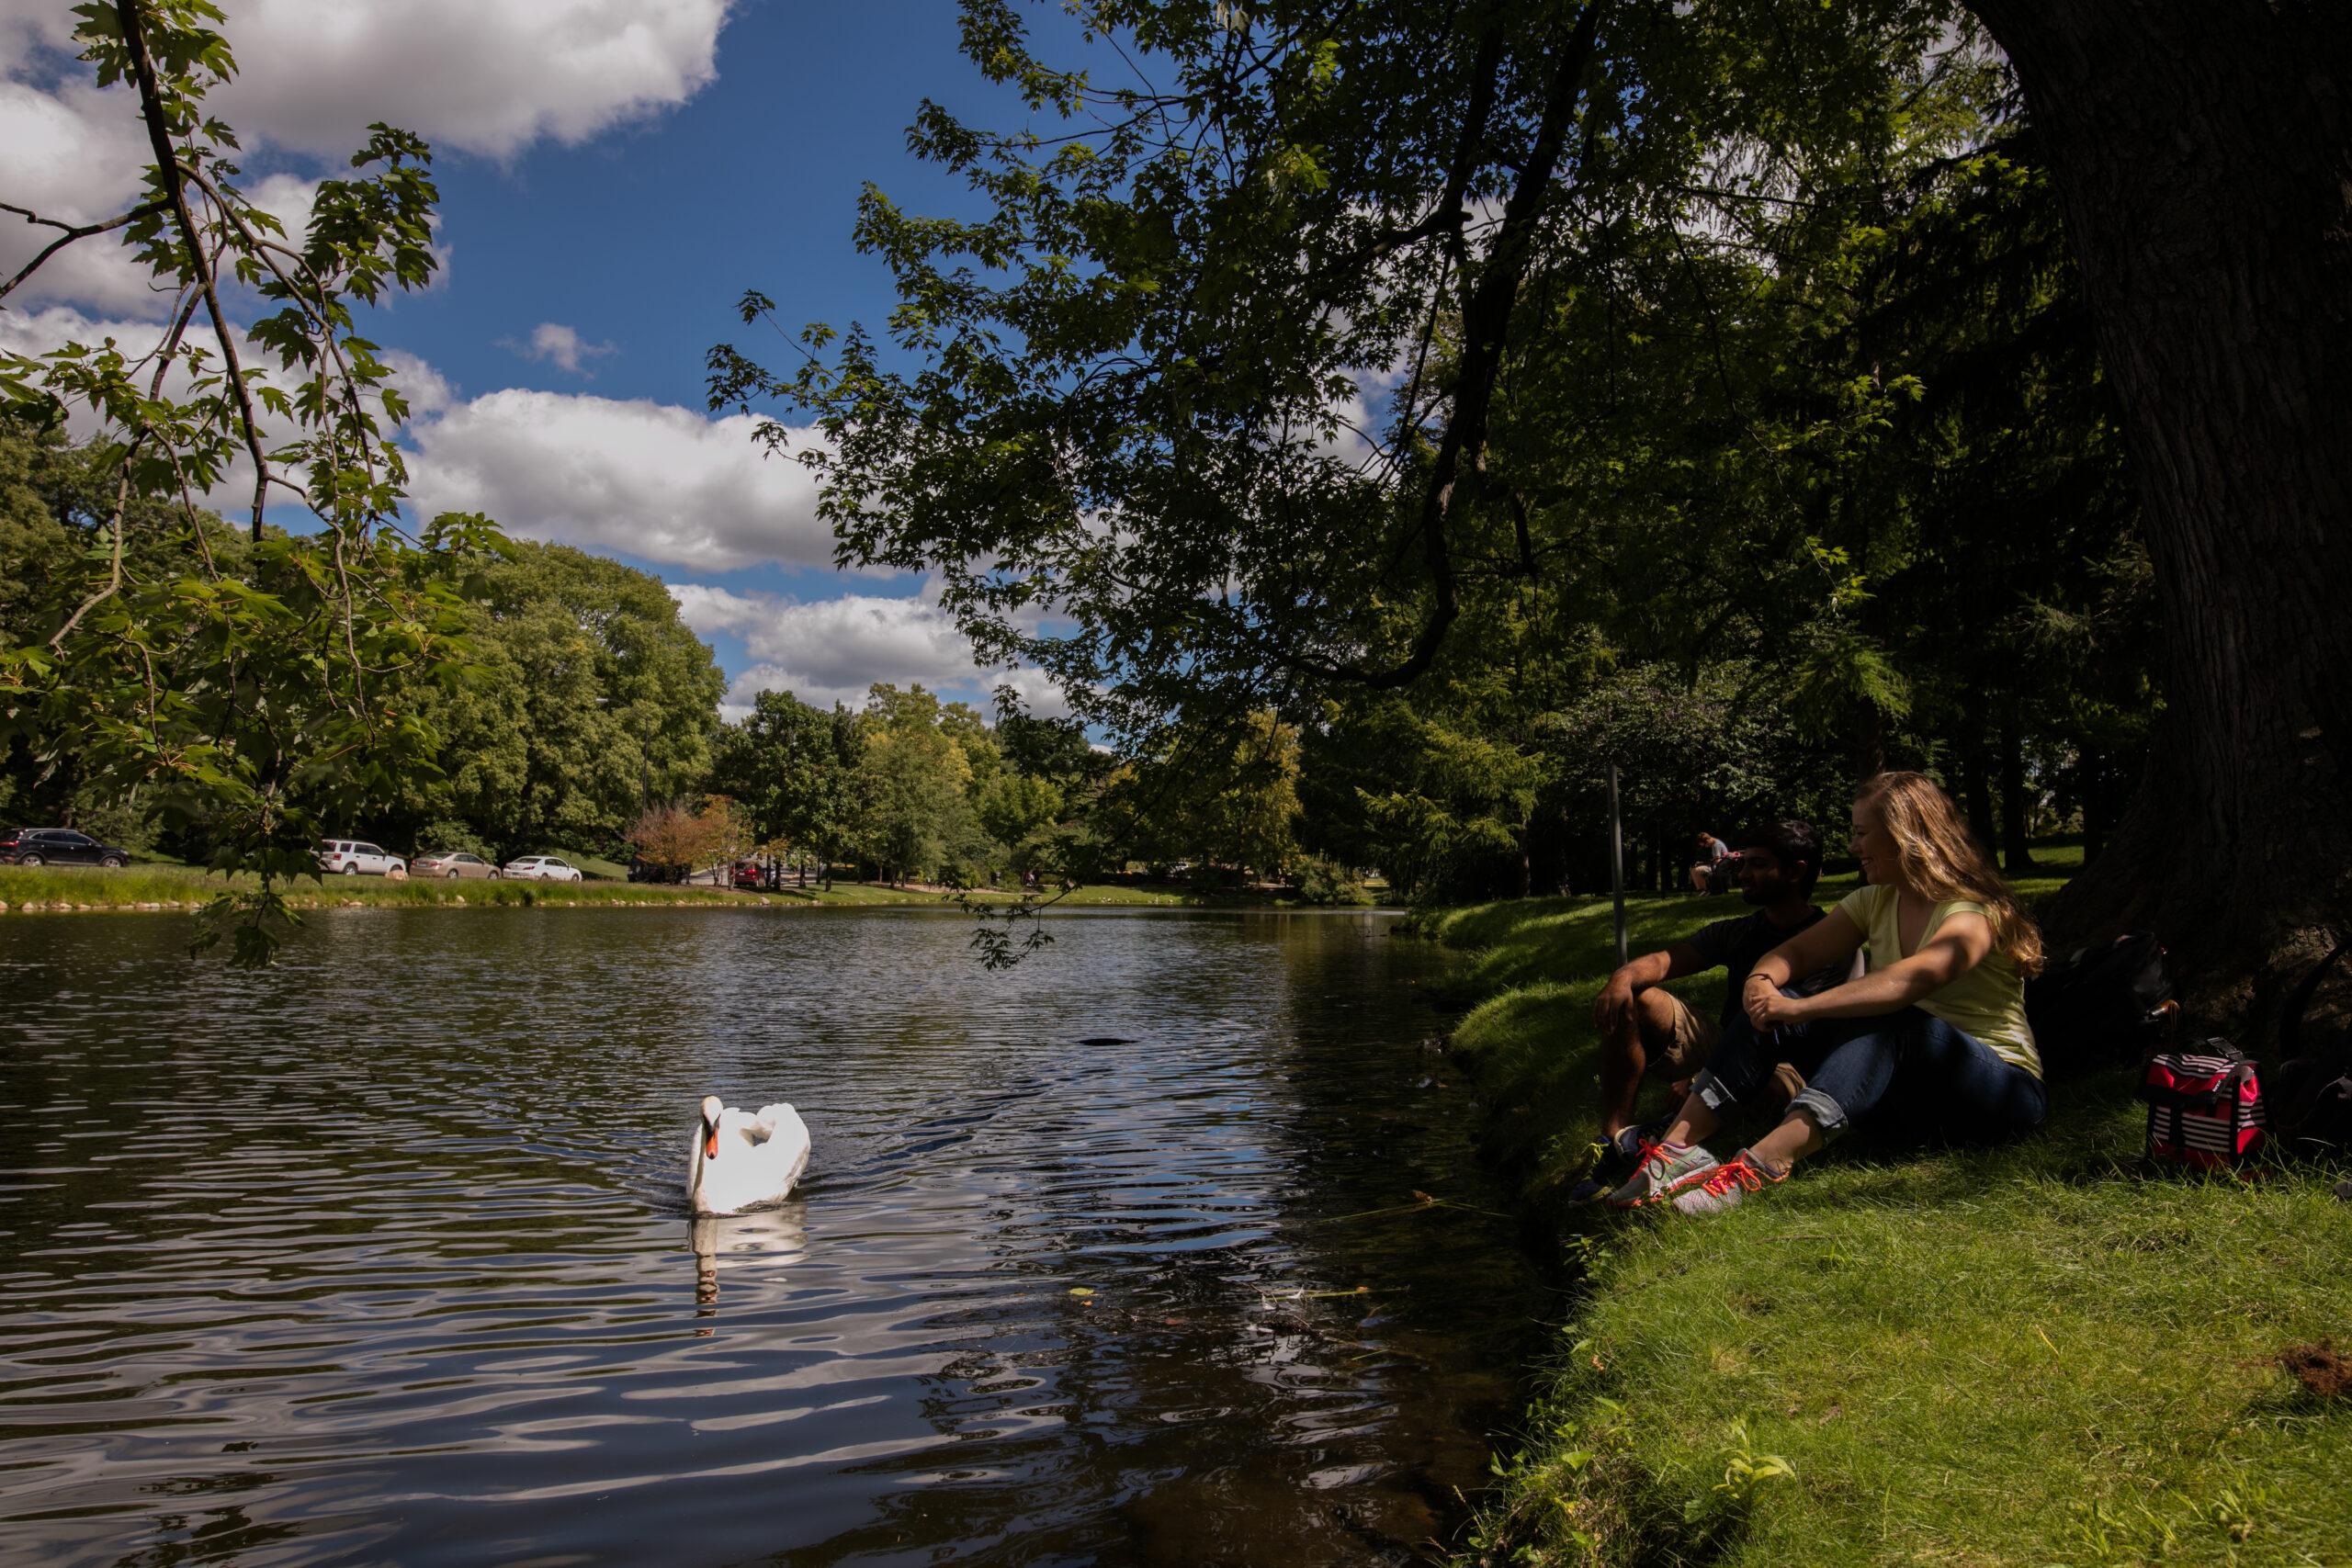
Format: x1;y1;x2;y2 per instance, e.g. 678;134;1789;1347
0;863;752;910
1418;874;2352;1566
0;867;1247;914
558;852;632;881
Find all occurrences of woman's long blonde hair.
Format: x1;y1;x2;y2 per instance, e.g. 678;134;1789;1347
1855;771;2043;975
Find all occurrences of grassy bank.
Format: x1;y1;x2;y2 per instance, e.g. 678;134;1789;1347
0;866;1331;914
1419;875;2352;1566
0;863;753;910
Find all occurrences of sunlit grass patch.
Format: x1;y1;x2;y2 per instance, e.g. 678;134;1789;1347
1424;869;2352;1565
1473;1125;2352;1565
0;867;1227;916
0;863;747;911
0;863;233;908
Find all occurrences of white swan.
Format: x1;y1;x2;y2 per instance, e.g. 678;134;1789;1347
687;1095;811;1215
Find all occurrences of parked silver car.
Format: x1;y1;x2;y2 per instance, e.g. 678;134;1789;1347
412;850;500;879
502;854;583;883
318;840;406;876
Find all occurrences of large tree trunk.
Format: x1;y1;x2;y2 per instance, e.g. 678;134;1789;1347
1968;0;2352;1032
1960;733;1998;859
1997;708;2037;875
2078;745;2108;868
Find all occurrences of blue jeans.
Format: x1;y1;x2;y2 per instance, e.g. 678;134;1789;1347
1692;1006;2045;1145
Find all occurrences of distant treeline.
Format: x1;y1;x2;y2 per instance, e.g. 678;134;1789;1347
4;408;2145;900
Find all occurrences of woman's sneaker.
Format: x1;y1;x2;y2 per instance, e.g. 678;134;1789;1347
1669;1148;1788;1215
1604;1141;1719;1208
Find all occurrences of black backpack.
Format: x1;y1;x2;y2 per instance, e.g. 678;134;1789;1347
2025;931;2177;1078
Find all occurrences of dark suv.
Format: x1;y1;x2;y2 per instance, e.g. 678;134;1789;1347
0;828;131;868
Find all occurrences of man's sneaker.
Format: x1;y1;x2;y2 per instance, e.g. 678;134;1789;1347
1604;1140;1719;1208
1669;1148;1788;1215
1566;1121;1669;1205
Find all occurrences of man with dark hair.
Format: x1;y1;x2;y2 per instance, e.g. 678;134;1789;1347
1573;818;1849;1203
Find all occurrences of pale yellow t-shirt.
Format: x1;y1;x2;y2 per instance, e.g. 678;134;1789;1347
1838;885;2040;1078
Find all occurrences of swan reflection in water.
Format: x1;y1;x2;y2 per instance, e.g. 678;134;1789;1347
689;1204;809;1327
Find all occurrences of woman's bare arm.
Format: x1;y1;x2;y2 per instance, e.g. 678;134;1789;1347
1744;908;1865;992
1748;910;1994;1026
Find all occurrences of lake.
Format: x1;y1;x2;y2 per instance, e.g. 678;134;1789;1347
0;905;1549;1566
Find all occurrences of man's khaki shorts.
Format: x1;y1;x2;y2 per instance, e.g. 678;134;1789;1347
1649;990;1721;1078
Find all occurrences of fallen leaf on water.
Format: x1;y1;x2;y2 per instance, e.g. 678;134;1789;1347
1069;1287;1095;1297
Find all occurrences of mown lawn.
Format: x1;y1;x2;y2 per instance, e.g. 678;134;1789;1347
0;866;1274;915
1417;877;2352;1567
0;863;752;910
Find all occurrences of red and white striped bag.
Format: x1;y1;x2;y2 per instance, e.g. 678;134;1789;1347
2136;1043;2267;1169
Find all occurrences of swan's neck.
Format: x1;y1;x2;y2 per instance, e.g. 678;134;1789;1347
691;1120;712;1200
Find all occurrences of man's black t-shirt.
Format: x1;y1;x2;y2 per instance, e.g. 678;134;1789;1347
1685;908;1844;1030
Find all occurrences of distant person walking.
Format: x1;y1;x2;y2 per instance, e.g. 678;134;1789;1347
1689;830;1731;895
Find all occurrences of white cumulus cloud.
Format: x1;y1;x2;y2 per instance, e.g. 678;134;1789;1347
402;389;835;571
0;0;731;312
503;321;616;375
212;0;732;161
0;306;831;575
0;74;160;314
0;301;167;360
669;584;1070;720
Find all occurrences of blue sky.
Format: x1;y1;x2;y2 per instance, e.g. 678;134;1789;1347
392;1;978;414
0;0;1076;716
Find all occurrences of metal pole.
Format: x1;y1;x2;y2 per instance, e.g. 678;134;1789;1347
1608;761;1627;967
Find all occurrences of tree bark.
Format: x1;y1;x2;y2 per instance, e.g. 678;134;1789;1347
2079;745;2108;868
1998;710;2038;874
1851;700;1887;780
1968;0;2352;1030
1960;734;1998;860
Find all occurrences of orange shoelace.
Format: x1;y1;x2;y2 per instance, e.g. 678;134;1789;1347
1631;1140;1681;1182
1691;1154;1771;1199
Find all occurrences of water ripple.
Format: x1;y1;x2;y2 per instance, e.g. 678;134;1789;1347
0;908;1546;1566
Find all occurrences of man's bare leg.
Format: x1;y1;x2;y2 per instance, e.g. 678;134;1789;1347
1660;1087;1723;1149
1600;989;1685;1141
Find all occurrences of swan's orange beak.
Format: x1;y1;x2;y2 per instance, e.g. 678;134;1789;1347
702;1120;718;1160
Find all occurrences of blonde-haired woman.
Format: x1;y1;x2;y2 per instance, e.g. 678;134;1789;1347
1607;772;2044;1213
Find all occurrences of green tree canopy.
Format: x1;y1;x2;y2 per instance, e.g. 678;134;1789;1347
1;2;499;961
400;541;723;856
707;687;865;873
851;682;994;882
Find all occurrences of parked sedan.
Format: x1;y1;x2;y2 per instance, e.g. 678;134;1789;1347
0;827;131;867
317;840;407;876
411;850;500;879
503;854;584;883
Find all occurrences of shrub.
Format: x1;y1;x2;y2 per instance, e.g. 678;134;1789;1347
1294;853;1361;905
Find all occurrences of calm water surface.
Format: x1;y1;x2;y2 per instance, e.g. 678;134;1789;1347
0;906;1549;1566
